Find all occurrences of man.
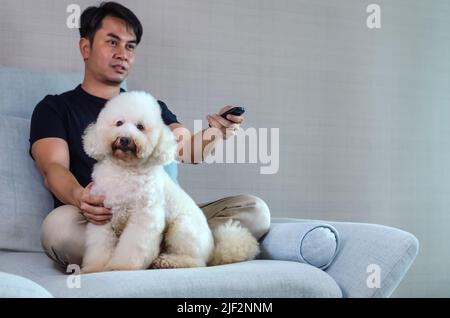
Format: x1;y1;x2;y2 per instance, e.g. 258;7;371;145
30;2;270;267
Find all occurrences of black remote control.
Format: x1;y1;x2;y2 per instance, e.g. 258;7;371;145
220;106;246;119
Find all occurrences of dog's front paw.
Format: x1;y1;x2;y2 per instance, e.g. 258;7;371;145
81;252;112;273
81;262;107;274
104;258;145;271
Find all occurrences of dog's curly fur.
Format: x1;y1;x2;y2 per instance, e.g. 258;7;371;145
80;91;259;273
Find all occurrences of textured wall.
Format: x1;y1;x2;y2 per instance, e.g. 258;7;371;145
1;0;449;297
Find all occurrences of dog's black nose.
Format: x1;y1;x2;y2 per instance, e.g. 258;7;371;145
120;137;131;147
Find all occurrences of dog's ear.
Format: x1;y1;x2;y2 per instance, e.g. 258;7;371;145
82;122;106;161
148;126;177;166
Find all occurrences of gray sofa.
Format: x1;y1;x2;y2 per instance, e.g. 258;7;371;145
0;66;418;298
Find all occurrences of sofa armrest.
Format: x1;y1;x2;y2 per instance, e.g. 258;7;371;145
259;221;340;270
272;218;419;298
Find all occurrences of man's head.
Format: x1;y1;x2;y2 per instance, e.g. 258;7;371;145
79;2;143;86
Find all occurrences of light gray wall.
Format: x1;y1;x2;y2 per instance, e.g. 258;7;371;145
1;0;449;297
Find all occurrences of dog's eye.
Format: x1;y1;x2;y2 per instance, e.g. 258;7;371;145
136;124;145;131
116;121;124;127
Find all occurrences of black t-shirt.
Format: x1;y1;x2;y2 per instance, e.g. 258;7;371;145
29;84;179;208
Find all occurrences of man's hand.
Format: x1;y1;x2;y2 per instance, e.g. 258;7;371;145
207;106;244;139
76;182;112;225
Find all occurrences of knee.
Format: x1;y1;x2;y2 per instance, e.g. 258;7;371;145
252;196;272;238
41;205;78;246
236;194;272;240
41;205;85;266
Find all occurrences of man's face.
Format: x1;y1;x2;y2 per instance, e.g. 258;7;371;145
81;16;137;85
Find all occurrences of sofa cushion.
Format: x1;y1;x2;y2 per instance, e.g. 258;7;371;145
0;252;342;298
0;66;83;118
0;66;126;119
164;161;179;184
0;115;53;252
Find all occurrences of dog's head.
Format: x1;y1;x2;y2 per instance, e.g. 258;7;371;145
82;91;177;167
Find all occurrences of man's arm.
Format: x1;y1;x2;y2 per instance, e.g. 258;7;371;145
168;106;243;164
169;123;220;164
31;138;111;225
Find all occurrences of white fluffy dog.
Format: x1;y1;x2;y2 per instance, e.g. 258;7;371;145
80;91;259;273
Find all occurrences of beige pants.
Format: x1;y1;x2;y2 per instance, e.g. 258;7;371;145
41;194;271;267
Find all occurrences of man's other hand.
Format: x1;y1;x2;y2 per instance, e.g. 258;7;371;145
77;182;112;225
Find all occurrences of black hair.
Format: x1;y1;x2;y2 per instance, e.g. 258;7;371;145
79;2;143;46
